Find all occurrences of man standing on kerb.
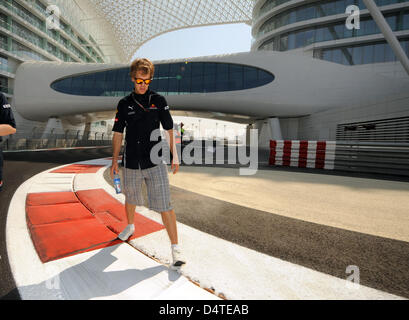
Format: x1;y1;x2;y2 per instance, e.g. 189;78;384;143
110;58;186;270
0;92;17;192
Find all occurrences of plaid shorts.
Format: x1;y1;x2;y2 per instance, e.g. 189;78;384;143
123;163;172;212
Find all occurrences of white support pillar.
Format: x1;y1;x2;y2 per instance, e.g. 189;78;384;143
250;117;283;147
268;117;282;140
41;117;64;139
363;0;409;76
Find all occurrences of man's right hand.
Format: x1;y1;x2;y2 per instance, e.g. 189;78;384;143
110;161;119;180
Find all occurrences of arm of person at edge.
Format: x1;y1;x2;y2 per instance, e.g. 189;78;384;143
166;128;179;175
0;94;17;136
110;132;123;180
110;99;125;180
0;124;16;136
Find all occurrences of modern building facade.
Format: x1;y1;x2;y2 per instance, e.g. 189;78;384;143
251;0;409;145
0;0;123;134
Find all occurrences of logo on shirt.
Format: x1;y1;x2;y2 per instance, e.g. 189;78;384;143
128;105;134;110
149;104;157;110
2;104;11;109
164;105;169;110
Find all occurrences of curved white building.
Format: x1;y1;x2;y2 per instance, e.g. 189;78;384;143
3;0;409;145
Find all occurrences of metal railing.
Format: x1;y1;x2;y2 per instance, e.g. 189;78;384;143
1;129;113;151
268;139;409;177
334;141;409;176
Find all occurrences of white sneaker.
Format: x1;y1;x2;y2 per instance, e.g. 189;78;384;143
118;224;135;241
171;246;186;270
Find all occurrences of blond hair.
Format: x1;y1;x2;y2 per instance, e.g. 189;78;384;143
130;58;154;79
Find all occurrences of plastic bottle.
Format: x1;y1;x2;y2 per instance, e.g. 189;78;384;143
113;170;122;194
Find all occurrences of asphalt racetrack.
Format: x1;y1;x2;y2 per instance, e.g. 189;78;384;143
1;147;409;299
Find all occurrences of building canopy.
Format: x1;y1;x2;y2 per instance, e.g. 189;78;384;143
88;0;253;61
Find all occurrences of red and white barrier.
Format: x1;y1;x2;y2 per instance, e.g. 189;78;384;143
269;140;336;170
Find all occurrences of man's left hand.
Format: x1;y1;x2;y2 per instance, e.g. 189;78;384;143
171;161;179;174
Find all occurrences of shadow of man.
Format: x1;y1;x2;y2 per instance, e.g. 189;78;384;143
14;242;181;300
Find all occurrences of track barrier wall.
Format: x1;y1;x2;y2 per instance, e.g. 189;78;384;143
269;140;409;176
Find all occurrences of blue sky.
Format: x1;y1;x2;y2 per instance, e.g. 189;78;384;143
132;23;252;138
133;23;252;61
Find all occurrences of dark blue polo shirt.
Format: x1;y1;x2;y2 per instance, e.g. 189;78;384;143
112;89;174;169
0;93;16;143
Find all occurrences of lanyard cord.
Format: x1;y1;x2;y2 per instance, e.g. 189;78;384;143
131;92;150;112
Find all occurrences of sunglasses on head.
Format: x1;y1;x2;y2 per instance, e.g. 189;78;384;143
135;78;152;85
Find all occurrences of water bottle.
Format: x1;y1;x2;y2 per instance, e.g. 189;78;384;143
113;170;122;194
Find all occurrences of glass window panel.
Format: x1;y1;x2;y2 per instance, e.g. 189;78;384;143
289;11;296;24
304;6;315;20
374;43;385;63
156;78;169;95
323;26;333;41
104;70;118;93
71;76;85;95
386;14;397;31
180;62;192;78
118;68;130;93
322;49;332;62
112;69;123;92
179;64;192;94
154;64;161;79
384;43;395;61
336;0;346;14
403;12;409;30
288;33;296;49
169;63;181;78
191;75;203;93
295;30;305;48
203;73;216;93
352;45;363;65
304;29;315;45
334;24;344;39
343;21;353;38
358;0;366;9
345;0;355;7
229;65;243;90
203;63;216;75
316;4;326;18
257;69;274;86
332;49;342;64
229;64;242;74
356;19;367;36
402;40;409;57
83;73;96;96
364;19;378;35
216;63;229;92
341;47;353;65
296;7;306;21
191;62;203;77
280;35;288;51
280;13;289;28
191;63;203;92
168;77;179;95
363;44;374;64
324;2;336;15
243;66;258;89
315;27;324;42
158;63;169;78
53;78;71;94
